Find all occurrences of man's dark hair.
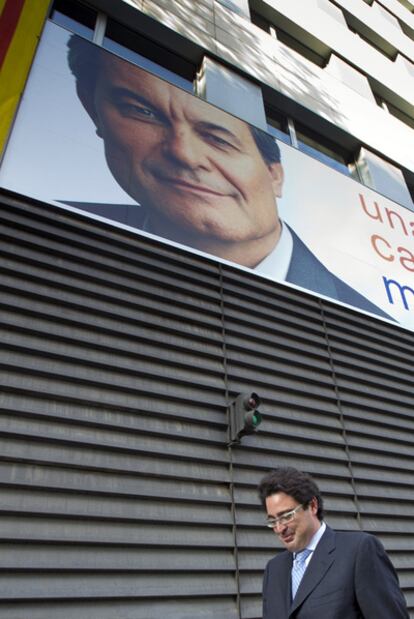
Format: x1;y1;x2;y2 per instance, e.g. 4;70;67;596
250;125;280;164
67;35;281;165
68;34;101;93
258;467;324;521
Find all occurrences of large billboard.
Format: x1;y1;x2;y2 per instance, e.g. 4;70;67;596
1;21;414;329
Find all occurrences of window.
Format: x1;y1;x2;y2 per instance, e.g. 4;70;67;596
396;0;414;12
250;10;326;66
103;19;195;92
385;102;414;131
250;10;272;33
266;108;291;145
346;21;397;61
375;95;414;131
49;0;97;39
295;123;353;176
49;1;196;91
265;107;354;176
275;29;326;67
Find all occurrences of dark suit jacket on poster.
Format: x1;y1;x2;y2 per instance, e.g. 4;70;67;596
286;228;390;319
263;525;409;619
62;202;390;319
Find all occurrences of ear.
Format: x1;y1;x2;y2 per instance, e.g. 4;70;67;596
76;83;102;138
310;497;318;515
268;162;284;198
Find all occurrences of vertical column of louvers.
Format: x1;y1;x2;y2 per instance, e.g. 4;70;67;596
319;300;414;619
0;193;237;619
220;266;361;619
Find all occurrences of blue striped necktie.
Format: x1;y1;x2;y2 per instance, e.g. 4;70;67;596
291;548;312;599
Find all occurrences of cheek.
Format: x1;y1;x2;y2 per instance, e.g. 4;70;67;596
98;110;158;154
219;157;276;207
99;128;137;193
220;159;263;193
102;126;152;179
103;145;132;196
103;123;138;155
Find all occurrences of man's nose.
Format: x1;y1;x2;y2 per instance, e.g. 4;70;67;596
163;128;207;169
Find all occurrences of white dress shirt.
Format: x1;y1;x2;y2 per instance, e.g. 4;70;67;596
300;521;327;568
255;221;293;281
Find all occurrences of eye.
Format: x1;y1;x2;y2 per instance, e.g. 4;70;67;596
117;102;162;123
210;135;230;146
202;132;235;150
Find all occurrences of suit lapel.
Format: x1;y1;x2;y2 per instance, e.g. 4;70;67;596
284;551;294;614
289;526;336;616
268;550;293;618
286;227;339;298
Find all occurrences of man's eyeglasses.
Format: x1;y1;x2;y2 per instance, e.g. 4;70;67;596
265;504;304;528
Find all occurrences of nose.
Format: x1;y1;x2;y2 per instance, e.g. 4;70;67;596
163;127;207;169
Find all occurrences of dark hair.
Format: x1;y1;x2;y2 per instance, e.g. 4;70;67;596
68;34;101;93
250;125;280;164
258;467;324;521
67;35;281;165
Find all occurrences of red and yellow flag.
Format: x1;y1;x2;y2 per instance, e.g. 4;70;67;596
0;0;50;156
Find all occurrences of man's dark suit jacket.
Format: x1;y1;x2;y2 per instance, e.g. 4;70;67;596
286;228;391;319
62;202;390;319
263;525;408;619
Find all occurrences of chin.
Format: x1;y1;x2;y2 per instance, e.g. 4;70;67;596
282;535;299;550
175;221;246;242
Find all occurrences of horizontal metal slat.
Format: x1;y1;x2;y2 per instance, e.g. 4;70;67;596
0;325;223;376
0;515;234;547
0;435;230;475
0;306;223;358
0;234;221;302
0;392;225;427
0;289;222;344
0;544;235;571
0;487;232;524
0;596;238;619
0;368;226;412
0;196;220;284
0;462;230;500
0;411;226;451
0;346;224;393
0;571;237;600
0;265;222;329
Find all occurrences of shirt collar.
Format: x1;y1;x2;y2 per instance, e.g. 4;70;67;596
307;521;326;552
255;220;293;280
293;521;326;560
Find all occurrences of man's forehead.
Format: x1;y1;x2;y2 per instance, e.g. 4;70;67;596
99;55;251;135
266;491;297;508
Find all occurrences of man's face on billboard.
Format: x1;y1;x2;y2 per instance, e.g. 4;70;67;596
81;54;283;264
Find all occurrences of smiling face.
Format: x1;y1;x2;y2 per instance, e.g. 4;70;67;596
79;54;283;265
265;492;321;553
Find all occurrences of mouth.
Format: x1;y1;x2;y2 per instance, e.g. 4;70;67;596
156;176;227;197
280;532;295;545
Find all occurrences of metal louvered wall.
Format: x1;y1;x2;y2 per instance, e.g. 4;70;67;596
0;190;413;618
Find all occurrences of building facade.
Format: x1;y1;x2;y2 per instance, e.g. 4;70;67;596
0;0;414;617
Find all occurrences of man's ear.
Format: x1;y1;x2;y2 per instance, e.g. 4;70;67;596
268;162;284;198
76;83;102;138
309;497;318;515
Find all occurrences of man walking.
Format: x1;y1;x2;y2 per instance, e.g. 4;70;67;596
259;467;408;618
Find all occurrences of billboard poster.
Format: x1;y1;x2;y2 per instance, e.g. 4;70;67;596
1;20;414;330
